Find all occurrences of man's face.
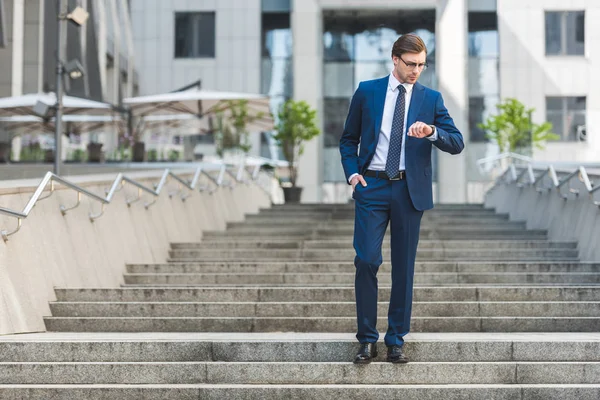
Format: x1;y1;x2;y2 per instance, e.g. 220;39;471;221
392;51;427;84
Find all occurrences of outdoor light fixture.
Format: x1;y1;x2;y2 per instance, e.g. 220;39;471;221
66;6;89;26
33;101;55;121
64;59;85;79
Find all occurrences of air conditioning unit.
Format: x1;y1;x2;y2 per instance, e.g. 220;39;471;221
576;125;587;142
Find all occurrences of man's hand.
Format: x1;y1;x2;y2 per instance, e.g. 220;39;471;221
350;175;367;191
408;121;433;138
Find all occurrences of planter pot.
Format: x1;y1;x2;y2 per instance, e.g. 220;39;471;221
0;142;10;163
133;142;145;162
283;187;303;203
44;150;55;163
87;143;103;163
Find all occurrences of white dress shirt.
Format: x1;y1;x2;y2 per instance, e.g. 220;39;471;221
348;72;438;184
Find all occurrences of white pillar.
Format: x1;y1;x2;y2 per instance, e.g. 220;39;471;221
11;0;25;96
120;0;135;98
94;0;108;100
37;0;45;93
292;0;323;203
109;0;120;104
436;0;468;203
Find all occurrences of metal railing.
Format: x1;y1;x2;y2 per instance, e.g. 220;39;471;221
480;153;600;208
0;162;265;242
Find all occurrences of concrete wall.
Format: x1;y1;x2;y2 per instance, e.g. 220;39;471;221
497;0;600;163
484;170;600;262
131;0;262;95
0;169;271;335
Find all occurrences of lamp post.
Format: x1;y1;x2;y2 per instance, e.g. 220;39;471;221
54;1;88;175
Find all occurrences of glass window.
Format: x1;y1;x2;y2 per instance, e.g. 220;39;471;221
469;96;499;142
0;0;6;48
323;98;350;148
545;11;585;56
261;12;292;122
546;96;586;141
174;12;216;58
262;13;292;58
322;9;436;182
468;12;498;57
323;62;354;98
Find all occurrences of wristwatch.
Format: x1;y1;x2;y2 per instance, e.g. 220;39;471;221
426;125;435;137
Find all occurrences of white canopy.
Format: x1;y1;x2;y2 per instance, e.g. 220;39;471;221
0;92;114;117
0;114;121;135
123;89;274;132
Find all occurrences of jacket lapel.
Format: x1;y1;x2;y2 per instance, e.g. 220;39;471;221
373;77;388;142
406;82;425;129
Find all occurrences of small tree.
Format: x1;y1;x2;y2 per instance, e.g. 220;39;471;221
478;98;559;153
273;100;320;187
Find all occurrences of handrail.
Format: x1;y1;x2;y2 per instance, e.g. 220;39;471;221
0;163;258;242
494;163;600;208
476;152;533;175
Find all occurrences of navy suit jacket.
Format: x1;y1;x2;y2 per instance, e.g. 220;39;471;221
339;76;465;211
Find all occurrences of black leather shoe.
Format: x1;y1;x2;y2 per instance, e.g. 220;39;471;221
387;345;409;363
353;343;378;364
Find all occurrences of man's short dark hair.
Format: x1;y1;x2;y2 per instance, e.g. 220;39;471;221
391;33;427;58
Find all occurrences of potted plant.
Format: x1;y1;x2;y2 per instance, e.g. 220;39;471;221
272;99;320;203
0;128;15;163
214;100;266;162
478;98;559;155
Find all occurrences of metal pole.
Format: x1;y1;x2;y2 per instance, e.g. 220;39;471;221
54;0;66;175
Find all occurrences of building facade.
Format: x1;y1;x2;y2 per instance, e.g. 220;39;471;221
131;0;599;203
0;0;138;160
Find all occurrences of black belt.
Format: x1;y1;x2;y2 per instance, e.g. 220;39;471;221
364;170;406;180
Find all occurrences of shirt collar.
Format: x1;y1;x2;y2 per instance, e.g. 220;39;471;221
388;72;413;94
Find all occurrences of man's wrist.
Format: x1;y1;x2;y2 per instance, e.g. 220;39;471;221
426;125;435;137
348;173;359;184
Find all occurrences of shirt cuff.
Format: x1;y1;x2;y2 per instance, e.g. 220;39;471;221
426;126;438;141
348;173;359;184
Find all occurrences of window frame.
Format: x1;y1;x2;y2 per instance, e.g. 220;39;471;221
545;10;585;57
545;96;587;141
174;11;216;59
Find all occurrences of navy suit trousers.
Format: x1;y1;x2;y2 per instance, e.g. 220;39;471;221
352;174;423;347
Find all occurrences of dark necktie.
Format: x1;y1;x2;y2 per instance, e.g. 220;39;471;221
385;84;406;178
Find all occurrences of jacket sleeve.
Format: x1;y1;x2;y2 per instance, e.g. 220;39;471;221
431;92;465;155
339;83;364;182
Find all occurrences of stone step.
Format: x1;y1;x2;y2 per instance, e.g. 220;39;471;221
218;225;531;234
43;315;600;332
203;231;548;240
122;272;597;285
172;240;577;250
268;203;494;213
227;219;523;228
54;286;600;302
251;212;506;221
1;333;598;362
48;301;600;318
2;361;600;385
201;232;548;241
3;383;600;399
127;261;600;274
167;248;578;262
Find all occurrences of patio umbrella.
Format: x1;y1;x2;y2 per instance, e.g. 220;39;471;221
123;89;274;132
0;92;114;117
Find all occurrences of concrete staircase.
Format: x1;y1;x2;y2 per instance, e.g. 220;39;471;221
2;204;600;399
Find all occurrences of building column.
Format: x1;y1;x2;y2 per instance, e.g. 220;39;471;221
11;0;25;96
292;0;323;203
435;0;468;203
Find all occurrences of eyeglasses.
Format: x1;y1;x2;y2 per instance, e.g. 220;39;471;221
398;56;428;71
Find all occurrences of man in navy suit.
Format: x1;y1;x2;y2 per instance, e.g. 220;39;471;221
339;33;464;364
